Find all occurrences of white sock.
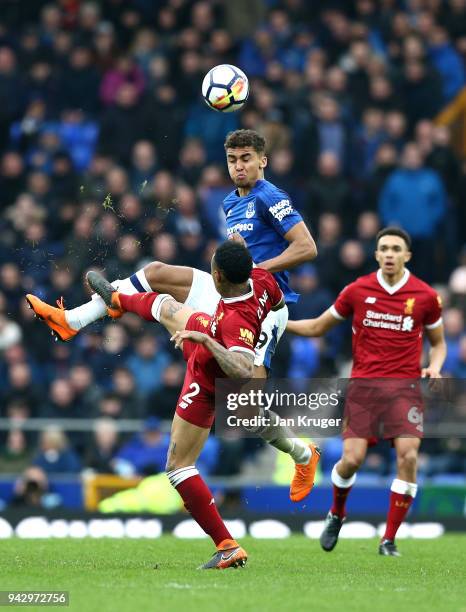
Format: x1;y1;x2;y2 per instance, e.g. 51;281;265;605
289;439;312;464
255;411;312;464
150;294;173;322
331;464;357;488
65;269;151;330
391;478;417;497
167;466;198;487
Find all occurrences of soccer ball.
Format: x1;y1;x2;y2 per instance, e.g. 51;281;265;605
202;64;249;113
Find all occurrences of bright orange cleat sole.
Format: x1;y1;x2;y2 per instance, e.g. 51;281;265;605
25;294;79;342
290;443;321;502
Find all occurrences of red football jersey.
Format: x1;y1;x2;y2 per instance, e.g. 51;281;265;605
331;269;442;378
182;268;283;394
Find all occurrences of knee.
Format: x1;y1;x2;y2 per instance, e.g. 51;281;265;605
341;453;365;474
397;449;418;473
144;261;165;286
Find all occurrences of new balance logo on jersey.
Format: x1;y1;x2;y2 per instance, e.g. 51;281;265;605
365;297;377;304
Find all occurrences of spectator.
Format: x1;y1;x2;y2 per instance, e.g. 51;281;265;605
33;426;81;474
146;362;185;420
115;416;169;476
84;418;120;473
307;151;351;227
9;466;57;509
125;332;172;397
0;429;33;474
379;142;446;280
111;366;144;418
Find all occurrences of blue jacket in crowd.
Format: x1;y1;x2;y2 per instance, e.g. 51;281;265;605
378;168;446;238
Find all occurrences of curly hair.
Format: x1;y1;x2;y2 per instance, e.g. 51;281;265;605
224;129;266;154
213;241;253;284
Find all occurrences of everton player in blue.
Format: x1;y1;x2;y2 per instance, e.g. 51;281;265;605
27;130;320;501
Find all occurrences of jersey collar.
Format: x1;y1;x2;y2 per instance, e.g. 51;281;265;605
222;280;254;303
376;268;410;295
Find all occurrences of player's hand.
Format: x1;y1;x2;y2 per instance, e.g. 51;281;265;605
228;232;246;247
170;329;208;350
421;366;442;390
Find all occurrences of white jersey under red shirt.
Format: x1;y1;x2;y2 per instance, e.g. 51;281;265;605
330;268;443;378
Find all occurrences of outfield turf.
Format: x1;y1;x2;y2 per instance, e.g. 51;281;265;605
0;536;465;612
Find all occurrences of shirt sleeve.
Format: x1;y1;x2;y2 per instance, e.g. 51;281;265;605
424;291;443;329
221;313;256;357
258;191;303;237
331;283;355;320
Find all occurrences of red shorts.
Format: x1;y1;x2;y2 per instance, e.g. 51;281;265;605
342;380;424;441
175;376;215;429
176;311;215;429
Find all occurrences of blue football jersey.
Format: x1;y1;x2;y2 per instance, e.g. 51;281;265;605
223;179;303;303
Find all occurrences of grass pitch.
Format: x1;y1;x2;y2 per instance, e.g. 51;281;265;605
0;536;464;612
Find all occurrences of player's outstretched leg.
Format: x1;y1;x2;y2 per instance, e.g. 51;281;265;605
166;414;247;570
26;262;194;341
86;271;194;335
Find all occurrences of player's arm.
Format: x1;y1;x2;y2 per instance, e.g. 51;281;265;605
203;336;255;379
286;307;342;337
171;330;254;379
257;222;317;273
422;324;447;378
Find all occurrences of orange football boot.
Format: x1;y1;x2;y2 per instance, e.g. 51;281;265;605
199;539;248;570
25;295;79;342
290;443;321;502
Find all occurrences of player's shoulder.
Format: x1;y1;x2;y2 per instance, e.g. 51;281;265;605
255;179;290;204
251;267;275;284
340;272;377;295
407;271;437;295
223;188;239;206
251;266;279;291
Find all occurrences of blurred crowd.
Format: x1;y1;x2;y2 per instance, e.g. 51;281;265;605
0;0;466;484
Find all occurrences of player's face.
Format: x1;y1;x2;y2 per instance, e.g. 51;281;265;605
226;147;267;189
375;235;411;276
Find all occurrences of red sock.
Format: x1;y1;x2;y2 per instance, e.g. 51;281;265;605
383;492;414;541
330;485;352;518
118;292;160;321
172;472;232;546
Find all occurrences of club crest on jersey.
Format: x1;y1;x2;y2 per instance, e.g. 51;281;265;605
196;315;209;328
404;298;416;315
245;199;255;219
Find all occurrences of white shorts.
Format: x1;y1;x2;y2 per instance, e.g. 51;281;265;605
185;268;288;368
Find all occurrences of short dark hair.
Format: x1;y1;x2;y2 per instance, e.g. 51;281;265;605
214;241;253;284
376;226;412;249
224;129;266;154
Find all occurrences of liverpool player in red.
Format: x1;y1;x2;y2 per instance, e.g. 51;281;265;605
87;241;320;569
287;227;446;556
